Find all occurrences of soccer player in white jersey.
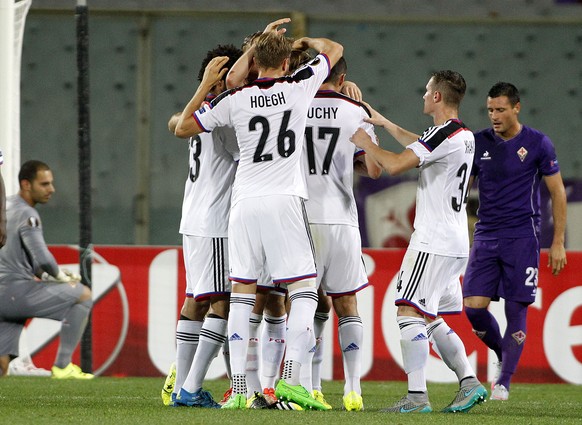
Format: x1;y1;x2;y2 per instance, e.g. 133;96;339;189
302;57;381;411
174;18;343;410
163;44;242;408
350;70;487;413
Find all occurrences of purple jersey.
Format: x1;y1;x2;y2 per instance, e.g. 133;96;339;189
472;125;560;239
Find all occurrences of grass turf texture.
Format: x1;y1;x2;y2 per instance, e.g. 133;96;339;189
1;377;580;424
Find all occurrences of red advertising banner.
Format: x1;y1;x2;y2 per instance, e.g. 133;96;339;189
26;246;582;384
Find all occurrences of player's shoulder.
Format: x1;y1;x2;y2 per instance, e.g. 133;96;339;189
209;88;237;107
314;90;370;114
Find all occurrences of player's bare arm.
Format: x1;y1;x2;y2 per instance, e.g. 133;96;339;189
544;171;567;275
362;101;419;147
226;17;290;89
292;37;343;68
350;128;419;176
226;45;255;89
174;56;230;139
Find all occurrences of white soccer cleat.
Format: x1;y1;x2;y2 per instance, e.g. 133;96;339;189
490;384;509;401
8;356;51;377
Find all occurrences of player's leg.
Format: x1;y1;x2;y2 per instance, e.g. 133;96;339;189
53;284;93;373
333;294;364;411
178;237;230;408
0;321;24;377
323;224;368;411
463;239;503;368
382;249;433;413
169;297;208;404
492;237;538;400
246;290;265;399
428;256;487;412
261;290;287;402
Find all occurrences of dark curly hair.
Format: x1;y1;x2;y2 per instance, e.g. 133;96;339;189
197;44;243;82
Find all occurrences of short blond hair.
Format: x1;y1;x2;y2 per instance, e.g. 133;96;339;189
254;32;292;71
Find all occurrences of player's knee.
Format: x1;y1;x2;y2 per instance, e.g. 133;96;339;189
79;286;92;303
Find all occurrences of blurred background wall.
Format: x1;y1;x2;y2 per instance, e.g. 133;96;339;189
16;0;582;245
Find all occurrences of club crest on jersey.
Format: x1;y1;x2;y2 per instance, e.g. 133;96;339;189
517;146;528;162
512;330;526;345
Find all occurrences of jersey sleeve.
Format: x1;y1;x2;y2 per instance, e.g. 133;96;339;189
19;215;60;277
193;95;232;133
295;54;332;100
538;134;560;176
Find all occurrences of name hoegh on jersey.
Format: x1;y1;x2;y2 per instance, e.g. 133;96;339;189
250;92;286;108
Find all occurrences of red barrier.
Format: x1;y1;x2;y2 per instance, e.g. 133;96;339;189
27;246;581;384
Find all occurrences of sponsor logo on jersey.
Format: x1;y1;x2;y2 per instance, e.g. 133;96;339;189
481;150;491;160
27;216;40;228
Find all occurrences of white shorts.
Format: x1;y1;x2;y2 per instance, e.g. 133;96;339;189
228;195;316;285
394;249;466;318
310;223;368;296
182;234;230;300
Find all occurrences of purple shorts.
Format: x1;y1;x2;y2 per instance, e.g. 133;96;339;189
462;236;540;303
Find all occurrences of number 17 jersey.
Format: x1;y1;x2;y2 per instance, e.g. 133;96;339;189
406;119;475;257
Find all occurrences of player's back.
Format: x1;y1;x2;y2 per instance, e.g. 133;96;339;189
179;127;238;238
195;55;331;206
408;119;475;257
303;91;373;226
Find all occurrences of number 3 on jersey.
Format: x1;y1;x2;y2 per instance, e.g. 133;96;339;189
189;136;201;183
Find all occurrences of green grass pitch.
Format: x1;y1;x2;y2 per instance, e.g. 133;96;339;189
1;377;580;424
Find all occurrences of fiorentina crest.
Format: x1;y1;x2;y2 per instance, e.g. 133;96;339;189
517;147;528;162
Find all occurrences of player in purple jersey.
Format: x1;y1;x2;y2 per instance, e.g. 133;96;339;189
351;70;487;414
463;82;567;401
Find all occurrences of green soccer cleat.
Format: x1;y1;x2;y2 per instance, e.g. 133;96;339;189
275;379;330;411
342;391;364;411
221;393;247;410
161;363;176;406
442;383;488;413
51;363;94;380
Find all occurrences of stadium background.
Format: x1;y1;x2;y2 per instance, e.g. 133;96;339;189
16;0;582;246
5;0;582;384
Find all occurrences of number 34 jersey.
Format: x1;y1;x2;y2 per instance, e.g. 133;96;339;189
303;90;376;227
406;119;475;257
193;54;331;207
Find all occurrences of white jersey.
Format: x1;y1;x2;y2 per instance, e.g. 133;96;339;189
193;54;331;206
303;91;376;226
179;126;238;237
406;119;475;257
